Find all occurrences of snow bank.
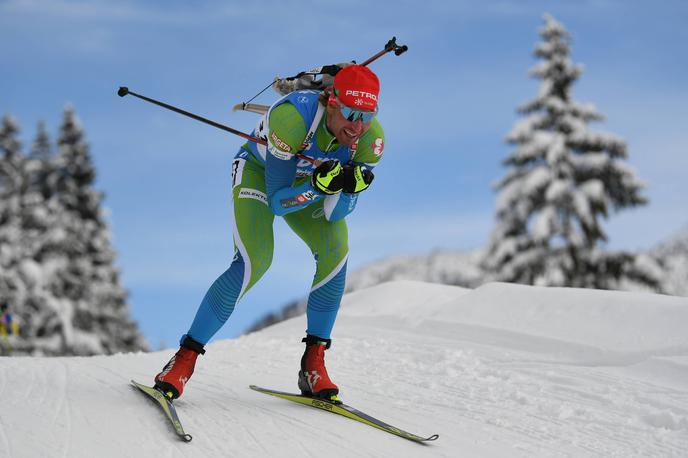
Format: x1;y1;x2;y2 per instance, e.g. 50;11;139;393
344;280;688;353
1;281;687;457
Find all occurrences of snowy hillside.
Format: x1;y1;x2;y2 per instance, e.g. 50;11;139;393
2;281;688;457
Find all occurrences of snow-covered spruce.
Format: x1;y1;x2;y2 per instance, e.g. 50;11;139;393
483;14;661;291
0;108;147;356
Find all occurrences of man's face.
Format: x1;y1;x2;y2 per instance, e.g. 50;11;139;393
325;100;373;148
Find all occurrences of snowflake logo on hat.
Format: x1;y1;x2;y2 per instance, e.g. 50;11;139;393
354;99;364;106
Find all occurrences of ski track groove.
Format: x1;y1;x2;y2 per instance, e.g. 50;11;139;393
246;400;318;457
125;388;156;457
60;361;72;458
191;384;320;457
0;362;12;458
29;361;48;409
189;406;228;456
181;396;243;457
0;412;10;458
237;418;272;457
49;363;64;427
248;395;381;457
257;407;313;457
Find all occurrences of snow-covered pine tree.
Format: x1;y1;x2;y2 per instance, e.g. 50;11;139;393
483;14;662;291
28;121;54;197
47;106;148;355
14;120;70;355
1;112;148;355
22;121;58;259
0;116;62;355
0;115;27;333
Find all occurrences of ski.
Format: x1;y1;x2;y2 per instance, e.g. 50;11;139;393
131;380;192;442
249;385;439;443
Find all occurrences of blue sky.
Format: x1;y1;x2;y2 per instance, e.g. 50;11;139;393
2;0;687;349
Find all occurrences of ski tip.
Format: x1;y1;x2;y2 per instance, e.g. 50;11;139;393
426;434;439;441
181;433;192;442
131;379;153;390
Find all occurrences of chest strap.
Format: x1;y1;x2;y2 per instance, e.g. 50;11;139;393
299;102;326;151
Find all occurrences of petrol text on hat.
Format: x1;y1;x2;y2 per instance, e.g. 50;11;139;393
344;90;378;101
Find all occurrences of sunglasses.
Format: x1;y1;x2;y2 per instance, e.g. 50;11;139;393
329;95;377;123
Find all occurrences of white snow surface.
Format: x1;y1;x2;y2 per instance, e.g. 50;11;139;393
1;280;688;458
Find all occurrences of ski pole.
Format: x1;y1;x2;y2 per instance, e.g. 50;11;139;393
117;87;266;146
117;86;317;164
288;37;407;82
359;36;409;67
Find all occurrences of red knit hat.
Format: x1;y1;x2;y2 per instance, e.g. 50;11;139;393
333;65;380;111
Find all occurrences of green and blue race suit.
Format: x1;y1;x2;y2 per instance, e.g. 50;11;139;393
184;90;385;343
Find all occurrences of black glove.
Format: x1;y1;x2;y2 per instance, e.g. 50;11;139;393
311;160;344;195
342;165;374;193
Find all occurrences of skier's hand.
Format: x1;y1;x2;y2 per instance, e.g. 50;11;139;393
312;160;344;195
342;165;374;193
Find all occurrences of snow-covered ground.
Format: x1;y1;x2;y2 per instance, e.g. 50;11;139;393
1;281;687;457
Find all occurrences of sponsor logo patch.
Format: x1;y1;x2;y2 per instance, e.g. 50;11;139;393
348;194;358;211
311;399;334;411
270;131;292;152
269;147;292;160
300;130;315;150
280;190;317;208
296;157;321;175
372;138;384;157
238;188;268;205
296;190;316;203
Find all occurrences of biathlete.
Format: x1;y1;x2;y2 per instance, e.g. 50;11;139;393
153;65;384;402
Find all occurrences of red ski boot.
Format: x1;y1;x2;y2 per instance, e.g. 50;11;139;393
298;335;339;400
154;335;205;399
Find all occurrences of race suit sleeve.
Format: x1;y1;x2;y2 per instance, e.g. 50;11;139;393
264;103;322;216
322;118;385;222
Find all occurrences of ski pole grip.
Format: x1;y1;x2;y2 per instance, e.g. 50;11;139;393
384;37;398;52
118;86;130;97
